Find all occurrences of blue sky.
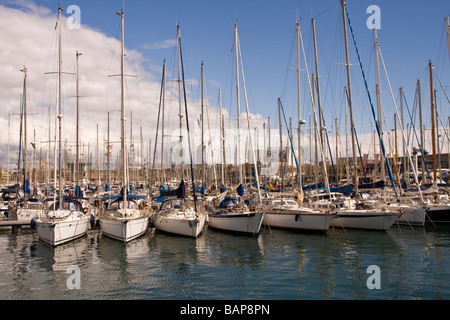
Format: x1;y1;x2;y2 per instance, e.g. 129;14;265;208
0;0;449;170
51;0;449;132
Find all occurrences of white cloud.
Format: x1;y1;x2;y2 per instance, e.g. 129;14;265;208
0;1;281;181
143;38;177;50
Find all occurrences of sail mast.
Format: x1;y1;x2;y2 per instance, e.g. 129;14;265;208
234;23;243;185
340;0;358;196
117;10;127;209
429;60;437;203
20;66;27;205
373;27;386;198
76;51;82;190
296;21;302;185
57;6;63;200
177;25;184;181
201;62;205;188
312;18;325;168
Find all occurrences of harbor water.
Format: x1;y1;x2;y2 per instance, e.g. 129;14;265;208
1;223;449;301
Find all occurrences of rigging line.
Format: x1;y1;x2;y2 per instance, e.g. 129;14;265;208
402;91;432;185
432;66;450;105
279;100;299;174
344;5;398;199
150;61;165;189
313;1;340;20
377;42;427;195
298;20;331;194
179;34;198;212
344;88;368;183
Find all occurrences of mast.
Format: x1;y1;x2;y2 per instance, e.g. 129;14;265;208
394;113;399;185
117;10;127;209
311;18;324;153
57;6;63;200
201;62;205;187
20;66;28;205
335;117;339;182
161;60;166;184
234;23;243;185
429;60;437;203
97;124;100;185
7;113;10;185
76;51;82;189
267;117;271;156
296;21;301;185
219;89;225;187
278;98;283;189
297;20;331;195
416;80;426;183
344;87;350;183
435;89;441;181
177;25;184;181
341;0;358;196
237;34;262;203
373;27;385;198
107;111;110;189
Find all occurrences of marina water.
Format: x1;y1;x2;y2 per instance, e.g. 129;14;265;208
1;224;449;300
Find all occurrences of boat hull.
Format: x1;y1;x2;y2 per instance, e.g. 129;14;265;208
100;216;149;242
154;213;206;238
208;211;264;234
36;216;90;246
15;207;45;223
331;210;399;230
396;207;426;227
426;204;450;224
263;210;334;232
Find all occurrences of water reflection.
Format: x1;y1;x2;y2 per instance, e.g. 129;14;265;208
1;224;449;300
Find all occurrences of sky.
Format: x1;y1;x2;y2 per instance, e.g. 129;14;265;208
0;0;449;176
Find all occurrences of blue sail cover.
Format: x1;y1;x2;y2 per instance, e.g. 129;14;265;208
236;184;245;196
25;179;30;194
160;180;186;198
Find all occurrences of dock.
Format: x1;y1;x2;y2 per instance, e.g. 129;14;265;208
0;220;33;231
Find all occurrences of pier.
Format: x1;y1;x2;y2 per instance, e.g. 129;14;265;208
0;220;32;231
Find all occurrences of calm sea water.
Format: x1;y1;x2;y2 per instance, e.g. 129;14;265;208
1;223;449;301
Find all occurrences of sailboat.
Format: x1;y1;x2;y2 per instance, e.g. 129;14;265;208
423;60;450;224
12;66;44;225
152;25;206;238
35;6;90;246
206;23;264;235
99;11;150;242
262;21;335;233
318;1;400;231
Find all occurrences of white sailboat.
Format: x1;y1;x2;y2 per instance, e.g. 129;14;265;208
261;21;335;233
207;23;264;235
99;11;149;243
35;6;90;246
154;182;206;238
263;193;335;232
153;26;206;238
13;66;44;225
317;1;401;231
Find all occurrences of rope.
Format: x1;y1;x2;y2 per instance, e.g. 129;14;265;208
344;5;398;199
